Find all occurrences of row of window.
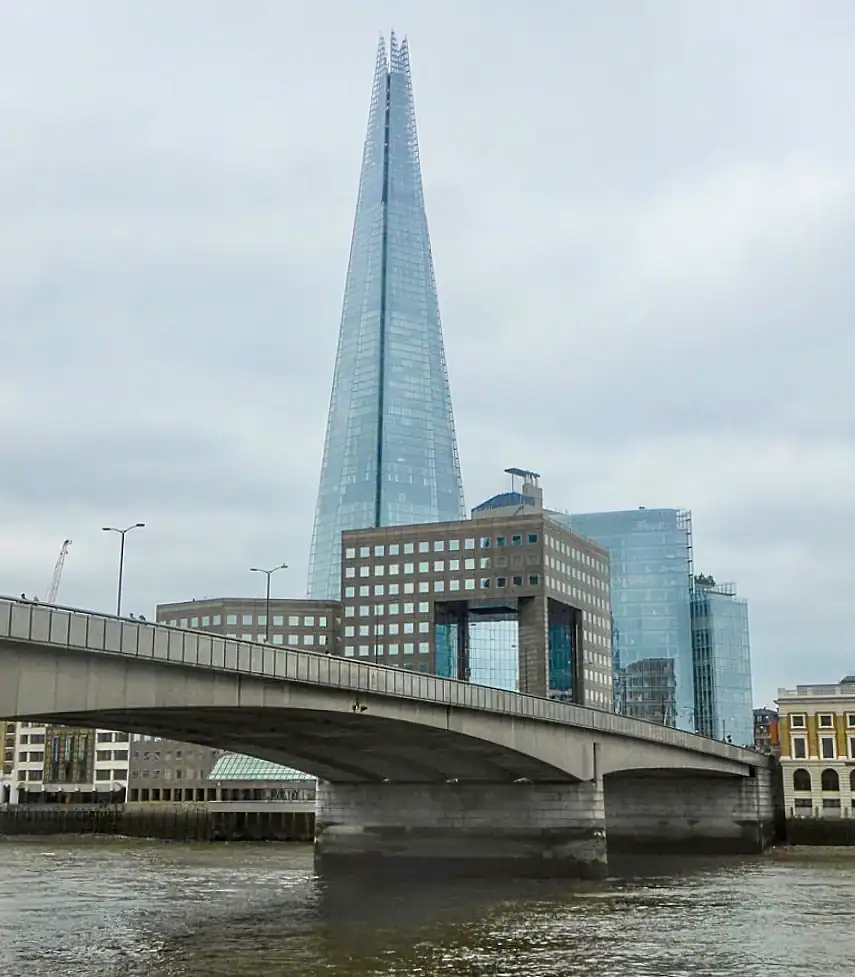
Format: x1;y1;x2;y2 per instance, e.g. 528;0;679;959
96;749;129;762
226;633;329;647
792;768;855;792
544;535;607;576
547;576;609;613
17;751;44;763
790;734;855;760
345;535;540;561
343;642;430;657
345;557;538;579
789;712;855;729
545;555;607;589
132;768;206;781
165;614;329;629
345;621;431;638
344;576;542;601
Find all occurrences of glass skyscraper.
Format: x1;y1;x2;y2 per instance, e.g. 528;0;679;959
308;33;465;600
551;508;695;729
691;578;753;745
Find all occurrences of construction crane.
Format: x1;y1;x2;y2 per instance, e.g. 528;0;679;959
44;539;72;604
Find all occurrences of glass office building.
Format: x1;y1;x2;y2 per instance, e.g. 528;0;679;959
691;579;753;745
308;33;465;600
552;508;695;730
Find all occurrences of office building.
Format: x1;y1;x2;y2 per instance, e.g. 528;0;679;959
11;722;130;803
691;575;753;745
156;597;340;650
778;676;855;818
308;32;465;601
550;507;695;729
341;501;613;708
753;707;780;756
128;736;221;803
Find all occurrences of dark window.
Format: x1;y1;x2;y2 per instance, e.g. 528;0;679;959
792;769;811;792
850;770;855;791
511;535;522;546
496;577;507;587
529;575;539;586
528;534;538;544
821;768;840;792
513;576;523;586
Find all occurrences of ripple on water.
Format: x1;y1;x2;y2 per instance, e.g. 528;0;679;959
1;841;854;977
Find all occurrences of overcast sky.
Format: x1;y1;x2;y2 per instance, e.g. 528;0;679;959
1;1;852;707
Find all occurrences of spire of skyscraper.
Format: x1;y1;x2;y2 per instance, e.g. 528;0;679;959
307;34;465;600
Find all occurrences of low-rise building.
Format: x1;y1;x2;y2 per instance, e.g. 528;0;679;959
155;597;340;651
777;676;855;818
753;707;779;756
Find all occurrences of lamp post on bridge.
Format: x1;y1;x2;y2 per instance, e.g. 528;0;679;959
102;523;145;617
249;563;288;642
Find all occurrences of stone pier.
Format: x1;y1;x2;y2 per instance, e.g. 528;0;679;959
604;767;777;855
314;779;608;879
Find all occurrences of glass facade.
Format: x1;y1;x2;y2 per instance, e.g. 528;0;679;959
692;581;753;745
553;508;694;729
208;754;313;782
308;34;465;600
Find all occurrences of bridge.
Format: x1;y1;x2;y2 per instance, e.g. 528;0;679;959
0;596;776;877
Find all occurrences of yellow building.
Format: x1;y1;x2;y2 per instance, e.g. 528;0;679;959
777;675;855;818
2;720;16;803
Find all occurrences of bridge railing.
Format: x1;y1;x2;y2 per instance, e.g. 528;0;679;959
0;595;756;763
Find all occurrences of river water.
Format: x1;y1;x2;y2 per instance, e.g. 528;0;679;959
0;839;852;976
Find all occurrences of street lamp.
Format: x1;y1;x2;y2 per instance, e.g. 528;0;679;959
102;523;145;617
249;563;288;642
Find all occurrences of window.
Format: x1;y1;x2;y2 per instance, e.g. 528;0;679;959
496;536;505;547
374;585;385;596
404;563;414;574
201;616;210;627
847;713;855;728
180;618;188;627
818;714;834;728
820;736;836;760
226;614;237;625
288;616;299;626
418;602;429;614
389;564;399;575
345;547;356;559
288;634;299;644
821;768;840;791
464;558;475;570
257;615;267;626
464;579;475;591
303;635;315;646
404;642;414;654
388;643;399;655
480;557;490;569
345;587;355;598
359;645;370;657
419;642;429;653
529;574;539;586
449;559;459;571
346;567;356;578
241;633;252;641
511;535;522;546
480;537;491;549
434;580;445;592
418;562;429;573
528;534;538;544
272;635;284;645
449;580;460;592
850;736;855;760
464;538;475;549
418;581;430;593
272;615;283;626
851;770;855;791
513;576;523;586
359;605;370;617
433;540;445;552
404;603;414;614
242;614;252;625
345;607;355;617
359;566;370;577
790;714;805;728
434;560;444;572
496;576;507;587
792;769;811;792
404;543;414;554
359;547;370;558
449;540;460;551
359;586;369;597
404;623;414;634
374;545;385;557
389;544;400;556
419;542;430;553
388;623;399;635
480;578;491;589
389;603;399;615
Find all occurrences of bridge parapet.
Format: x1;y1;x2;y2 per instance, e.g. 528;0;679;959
0;595;759;767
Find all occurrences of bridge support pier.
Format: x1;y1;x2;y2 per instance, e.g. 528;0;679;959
604;767;777;855
314;779;607;879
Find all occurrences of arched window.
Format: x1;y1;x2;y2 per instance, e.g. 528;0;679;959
821;768;840;792
850;769;855;792
793;769;811;792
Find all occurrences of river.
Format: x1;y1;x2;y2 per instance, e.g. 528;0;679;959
0;839;851;976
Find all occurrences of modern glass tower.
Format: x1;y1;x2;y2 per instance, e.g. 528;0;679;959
551;508;695;730
308;33;465;600
691;577;753;745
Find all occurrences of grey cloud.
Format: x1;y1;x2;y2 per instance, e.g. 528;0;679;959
2;0;854;705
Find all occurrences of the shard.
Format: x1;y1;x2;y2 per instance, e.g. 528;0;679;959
308;33;465;599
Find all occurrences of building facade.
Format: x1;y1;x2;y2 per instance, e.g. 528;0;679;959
778;677;855;818
753;707;780;756
155;597;340;651
127;736;221;803
307;32;465;601
691;576;753;745
341;509;613;708
551;508;694;730
10;722;130;803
